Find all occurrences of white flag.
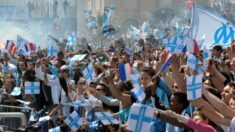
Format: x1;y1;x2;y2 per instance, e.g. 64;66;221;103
191;6;234;49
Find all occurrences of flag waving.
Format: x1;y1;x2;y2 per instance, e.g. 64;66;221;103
159;51;173;73
190;6;234;49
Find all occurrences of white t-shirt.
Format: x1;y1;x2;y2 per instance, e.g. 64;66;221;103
231;117;235;129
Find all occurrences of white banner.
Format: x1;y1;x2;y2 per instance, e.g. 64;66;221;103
190;6;234;49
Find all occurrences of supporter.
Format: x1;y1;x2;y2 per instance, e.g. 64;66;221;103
165;109;217;132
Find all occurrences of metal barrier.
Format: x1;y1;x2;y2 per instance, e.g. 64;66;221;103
0;104;32;130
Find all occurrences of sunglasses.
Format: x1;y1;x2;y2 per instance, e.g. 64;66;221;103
172;86;178;89
96;89;104;91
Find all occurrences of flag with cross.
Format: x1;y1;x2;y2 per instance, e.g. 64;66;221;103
131;69;146;102
11;87;21;96
64;111;84;132
186;74;203;100
174;39;186;54
82;63;95;84
24;82;40;94
47;46;58;57
187;53;205;74
163;37;183;53
127;103;155;132
95;111;119;125
202;46;212;69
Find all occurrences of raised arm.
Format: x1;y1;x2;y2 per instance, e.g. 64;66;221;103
155;110;192;131
103;71;132;107
190;98;231;126
165;110;216;132
203;88;235;119
207;58;226;92
107;78;132;106
94;92;120;106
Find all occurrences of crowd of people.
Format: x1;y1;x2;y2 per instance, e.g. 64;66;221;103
2;3;235;132
0;34;235;132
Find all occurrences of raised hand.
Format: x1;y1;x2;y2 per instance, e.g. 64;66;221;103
227;44;235;59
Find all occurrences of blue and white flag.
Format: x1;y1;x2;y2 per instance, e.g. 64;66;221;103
191;6;234;49
11;87;21;96
118;64;133;81
63;101;89;107
71;54;87;61
125;47;133;56
49;66;59;78
49;127;61;132
87;21;98;29
82;63;95;84
175;22;182;37
186;74;203;100
64;111;84;132
153;29;164;39
102;5;117;37
24;82;40;94
67;32;76;46
202;46;212;69
95;111;119;125
47;46;58;57
69;54;87;67
102;25;117;37
84;10;97;29
163;37;183;53
187;53;204;74
174;38;186;54
141;21;150;33
131;69;146;102
127;103;155;132
103;5;116;27
130;25;142;39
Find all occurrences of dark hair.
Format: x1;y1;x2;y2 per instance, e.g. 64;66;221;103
202;78;215;88
116;81;133;92
94;63;103;75
97;82;111;96
213;45;222;52
73;68;83;85
57;51;64;56
23;69;36;81
141;67;155;77
227;82;235;87
17;61;27;73
173;92;189;110
204;86;221;99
